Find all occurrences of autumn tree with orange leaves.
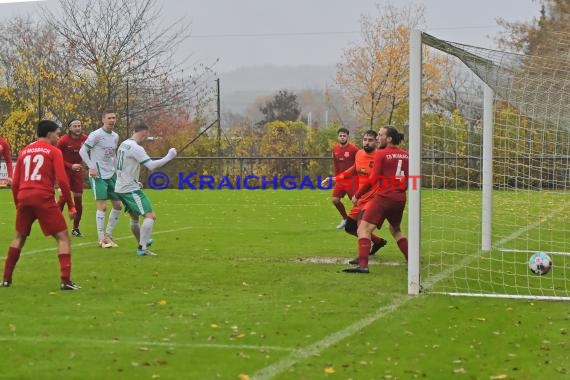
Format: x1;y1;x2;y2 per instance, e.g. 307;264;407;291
336;3;443;129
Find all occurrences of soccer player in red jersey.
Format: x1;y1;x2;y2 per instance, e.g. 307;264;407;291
57;118;88;237
2;120;80;290
330;127;358;229
343;125;409;273
323;130;387;259
0;136;13;186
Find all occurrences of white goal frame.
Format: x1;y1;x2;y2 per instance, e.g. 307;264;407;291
408;29;569;301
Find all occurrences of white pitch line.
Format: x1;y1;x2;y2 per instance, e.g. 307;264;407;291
251;296;410;380
155;203;325;208
0;335;294;352
252;208;563;380
0;226;193;260
499;248;570;257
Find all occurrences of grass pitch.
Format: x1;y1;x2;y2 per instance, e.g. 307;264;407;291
0;189;567;379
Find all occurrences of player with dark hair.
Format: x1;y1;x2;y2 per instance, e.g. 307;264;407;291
0;135;13;186
115;122;177;256
79;110;122;248
57;118;88;237
330;127;358;229
323;130;387;260
343;125;409;273
2;120;80;290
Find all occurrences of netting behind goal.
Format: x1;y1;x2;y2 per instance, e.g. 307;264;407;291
408;30;570;300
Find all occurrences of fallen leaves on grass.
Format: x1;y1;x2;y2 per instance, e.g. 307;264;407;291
324;366;335;374
238;374;250;380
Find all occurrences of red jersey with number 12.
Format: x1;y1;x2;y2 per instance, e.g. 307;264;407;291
12;140;73;207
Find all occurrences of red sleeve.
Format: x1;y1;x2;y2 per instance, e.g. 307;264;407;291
11;154;21;206
1;140;13;177
56;134;66;149
53;149;74;209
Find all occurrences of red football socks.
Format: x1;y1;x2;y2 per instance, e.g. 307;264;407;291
357;238;371;268
397;238;408;262
73;195;83;229
334;202;348;219
58;254;71;282
3;247;21;282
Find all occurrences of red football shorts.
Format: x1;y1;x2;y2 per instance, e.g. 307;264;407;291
332;180;356;199
361;197;406;229
16;196;68;236
348;190;376;220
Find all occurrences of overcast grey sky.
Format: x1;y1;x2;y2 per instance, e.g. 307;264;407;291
0;0;541;73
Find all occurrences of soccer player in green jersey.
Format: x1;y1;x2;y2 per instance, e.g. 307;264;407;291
79;110;123;248
115;122;177;256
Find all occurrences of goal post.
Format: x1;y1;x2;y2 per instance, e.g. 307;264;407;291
407;28;422;295
408;29;570;301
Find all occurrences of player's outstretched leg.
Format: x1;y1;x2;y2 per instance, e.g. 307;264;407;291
137;213;156;256
104;205;121;248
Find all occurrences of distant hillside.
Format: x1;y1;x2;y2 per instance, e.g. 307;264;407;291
219;64;337;113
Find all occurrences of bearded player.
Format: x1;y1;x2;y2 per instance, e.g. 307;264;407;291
57;118;88;237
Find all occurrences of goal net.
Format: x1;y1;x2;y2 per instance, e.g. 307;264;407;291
408;30;570;300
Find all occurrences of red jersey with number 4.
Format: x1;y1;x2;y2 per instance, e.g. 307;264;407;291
12;140;73;207
332;143;358;174
57;133;87;169
355;147;409;202
371;147;409;202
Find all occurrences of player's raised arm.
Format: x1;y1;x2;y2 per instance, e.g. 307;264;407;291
323;163;357;187
143;148;177;171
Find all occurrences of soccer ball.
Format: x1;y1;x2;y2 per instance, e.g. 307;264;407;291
528;252;552;276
